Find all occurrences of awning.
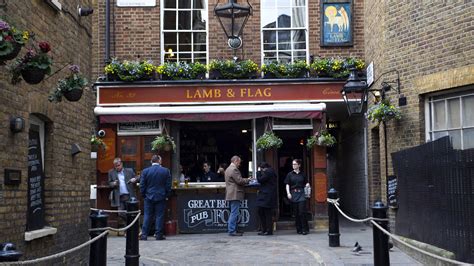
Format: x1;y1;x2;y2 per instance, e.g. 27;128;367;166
95;103;326;123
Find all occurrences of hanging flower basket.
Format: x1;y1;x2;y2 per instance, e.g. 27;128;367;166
256;132;283;150
307;131;336;148
0;43;22;62
91;135;106;151
63;88;83;102
366;99;402;124
21;67;46;84
151;134;176;152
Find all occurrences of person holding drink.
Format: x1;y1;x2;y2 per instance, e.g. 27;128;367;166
108;158;138;227
284;159;310;235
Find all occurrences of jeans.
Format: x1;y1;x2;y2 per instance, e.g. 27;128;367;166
142;199;166;236
227;200;241;234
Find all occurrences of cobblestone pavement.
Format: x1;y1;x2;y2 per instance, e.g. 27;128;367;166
107;222;421;265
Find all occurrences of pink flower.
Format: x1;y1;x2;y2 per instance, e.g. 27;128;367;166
38;41;51;53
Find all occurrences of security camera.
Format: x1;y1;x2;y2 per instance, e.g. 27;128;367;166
98;130;106;137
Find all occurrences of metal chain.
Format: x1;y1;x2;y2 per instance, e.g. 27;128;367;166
327;198;389;222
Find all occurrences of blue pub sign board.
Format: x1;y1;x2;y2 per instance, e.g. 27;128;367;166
321;0;353;46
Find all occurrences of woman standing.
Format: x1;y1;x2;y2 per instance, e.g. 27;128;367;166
256;162;277;235
284;159;310;235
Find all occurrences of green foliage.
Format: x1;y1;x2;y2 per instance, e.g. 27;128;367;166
104;58;155;81
8;41;52;84
49;65;88;103
151;134;176;152
262;60;308;78
0;19;28;58
91;135;106;150
256;132;283;150
307;131;336;148
310;57;365;78
208;59;259;79
367;99;402;124
156;61;207;80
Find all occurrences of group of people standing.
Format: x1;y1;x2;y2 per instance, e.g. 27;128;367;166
108;155;310;240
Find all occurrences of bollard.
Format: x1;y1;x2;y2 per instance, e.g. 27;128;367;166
0;242;22;262
372;201;389;266
89;210;109;266
125;197;140;266
328;188;340;247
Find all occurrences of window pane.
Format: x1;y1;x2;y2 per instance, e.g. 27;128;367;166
292;0;305;6
293;50;306;60
292;30;306;49
277;7;291;28
262;8;277;28
263;31;276;47
164;0;176;8
463;128;474;149
178;32;192;51
277;0;290;7
278;30;291;49
178;11;191;30
163;32;177;51
193;10;206;30
447;98;460;128
262;0;275;8
264;52;276;63
178;0;190;8
462;95;474;127
121;139;138;155
164;11;177;30
144;136;154;153
194;52;207;61
433;131;448;141
432;101;445;130
179;53;192;62
292;7;305;27
448;130;461;149
278;52;291;62
193;0;205;9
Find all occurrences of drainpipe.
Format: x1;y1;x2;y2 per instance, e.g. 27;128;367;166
105;0;110;64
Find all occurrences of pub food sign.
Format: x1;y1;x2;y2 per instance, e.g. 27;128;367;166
177;193;257;233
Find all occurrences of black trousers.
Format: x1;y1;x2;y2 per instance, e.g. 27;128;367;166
293;201;309;233
258;207;273;233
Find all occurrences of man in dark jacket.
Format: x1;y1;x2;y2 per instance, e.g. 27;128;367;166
108;158;138;226
140;155;171;240
256;162;277;235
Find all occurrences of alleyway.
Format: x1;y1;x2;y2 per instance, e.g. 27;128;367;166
107;222;420;265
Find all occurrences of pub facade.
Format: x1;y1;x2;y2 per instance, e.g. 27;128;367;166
92;0;367;232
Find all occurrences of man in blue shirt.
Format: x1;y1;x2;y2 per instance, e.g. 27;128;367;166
140;155;171;240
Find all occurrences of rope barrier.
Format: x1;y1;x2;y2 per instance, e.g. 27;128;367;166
0;231;108;265
327;197;471;265
90;208;140;214
0;211;141;265
327;198;389;222
370;220;470;265
89;212;141;232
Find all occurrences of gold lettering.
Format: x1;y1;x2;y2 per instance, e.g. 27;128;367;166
203;89;212;98
215;89;221;98
194;90;202;98
227;89;235;97
112;92;124;99
263;88;272;97
186;89;192;98
322;88;339;95
254;89;263;97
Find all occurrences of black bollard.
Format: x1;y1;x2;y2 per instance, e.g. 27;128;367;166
125;197;140;266
328;188;340;247
89;210;109;266
0;242;22;262
372;201;389;266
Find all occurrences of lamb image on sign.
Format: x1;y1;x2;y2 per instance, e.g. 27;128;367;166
178;194;257;233
321;0;353;46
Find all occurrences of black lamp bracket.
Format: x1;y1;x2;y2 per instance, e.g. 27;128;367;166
368;69;400;96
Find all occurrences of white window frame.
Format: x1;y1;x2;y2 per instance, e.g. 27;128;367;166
29;115;45;169
425;89;474;150
160;0;209;63
260;0;309;64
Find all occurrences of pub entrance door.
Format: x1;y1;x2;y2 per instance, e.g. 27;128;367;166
274;129;312;220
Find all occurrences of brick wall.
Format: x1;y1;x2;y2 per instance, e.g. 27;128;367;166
364;0;473;213
0;0;95;263
92;0;366;79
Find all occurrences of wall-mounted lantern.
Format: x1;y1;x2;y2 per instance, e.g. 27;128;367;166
10;117;25;133
214;0;253;49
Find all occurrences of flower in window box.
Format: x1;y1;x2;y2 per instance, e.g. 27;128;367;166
262;60;308;78
157;61;206;80
208;59;259;79
104;58;156;81
309;57;331;77
366;99;402;124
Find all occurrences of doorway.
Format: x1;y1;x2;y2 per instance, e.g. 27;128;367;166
274;129;312;220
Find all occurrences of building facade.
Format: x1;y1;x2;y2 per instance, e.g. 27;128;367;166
0;0;94;263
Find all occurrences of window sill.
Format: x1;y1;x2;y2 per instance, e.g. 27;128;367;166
24;226;57;241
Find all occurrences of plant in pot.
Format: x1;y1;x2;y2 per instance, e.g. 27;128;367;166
366;99;402;124
344;57;366;78
256;132;283;150
104;59;155;81
306;131;336;148
157;61;206;80
48;65;88;103
208;59;259;79
151;134;176;152
309;57;330;77
91;135;106;152
0;19;29;62
262;60;308;78
8;41;52;85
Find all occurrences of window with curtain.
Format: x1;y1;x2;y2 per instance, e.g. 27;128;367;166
427;89;474;149
161;0;208;63
261;0;308;63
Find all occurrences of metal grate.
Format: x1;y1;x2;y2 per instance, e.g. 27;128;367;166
392;136;474;263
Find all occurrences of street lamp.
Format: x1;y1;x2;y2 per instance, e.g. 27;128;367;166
214;0;253;49
341;67;402;116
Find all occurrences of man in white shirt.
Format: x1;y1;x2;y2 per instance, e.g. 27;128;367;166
108;158;138;225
